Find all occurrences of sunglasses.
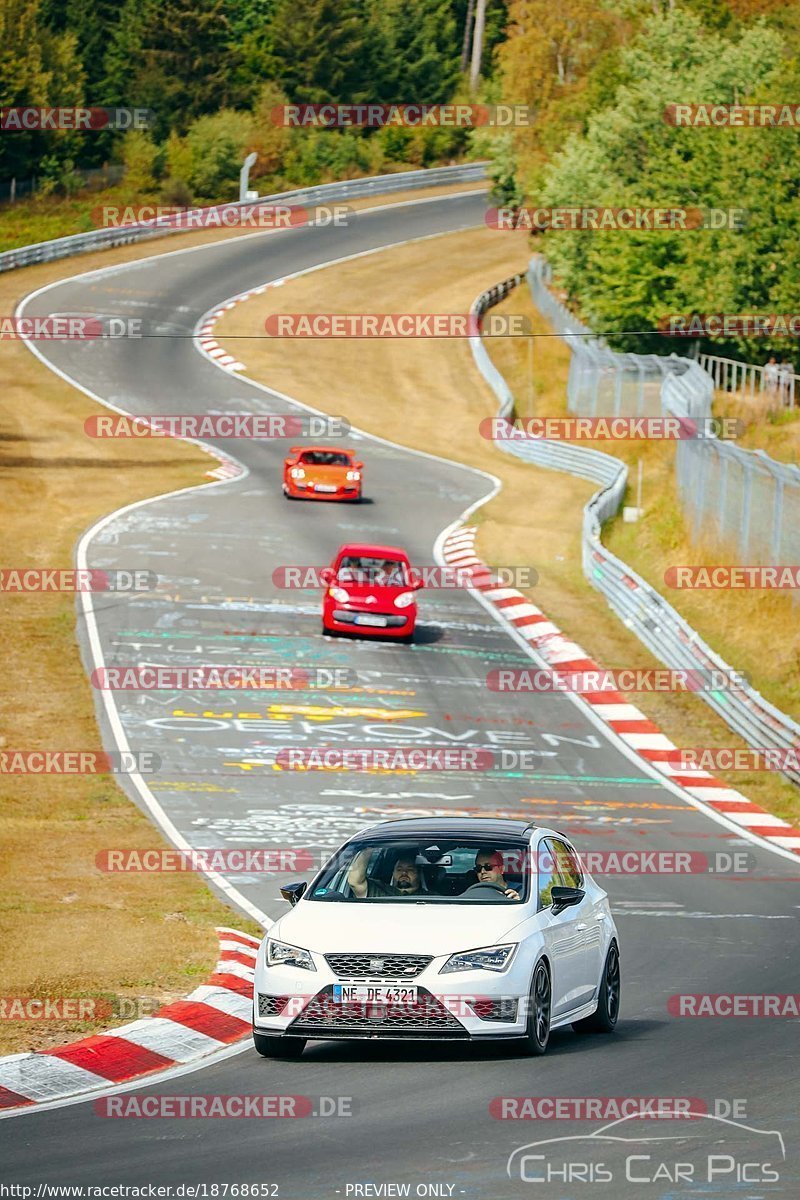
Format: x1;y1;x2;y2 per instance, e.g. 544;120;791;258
476;862;498;872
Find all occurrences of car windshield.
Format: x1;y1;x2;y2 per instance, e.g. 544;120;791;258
300;451;351;466
308;839;531;903
336;556;407;586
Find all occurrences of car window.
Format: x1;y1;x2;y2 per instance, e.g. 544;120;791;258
538;837;583;909
336;556;407;586
300;451;351;466
308;839;530;903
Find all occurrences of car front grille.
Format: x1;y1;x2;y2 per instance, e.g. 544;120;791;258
324;952;433;980
332;610;407;627
287;986;468;1038
257;994;291;1017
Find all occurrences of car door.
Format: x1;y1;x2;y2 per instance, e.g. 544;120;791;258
550;836;604;1007
536;837;596;1016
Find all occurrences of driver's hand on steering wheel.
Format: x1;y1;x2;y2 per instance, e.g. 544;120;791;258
505;888;521;902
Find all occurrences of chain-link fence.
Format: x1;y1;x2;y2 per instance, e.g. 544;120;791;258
528;255;800;574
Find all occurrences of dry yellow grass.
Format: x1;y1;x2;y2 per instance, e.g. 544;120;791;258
214;225;800;828
0;181;479;1056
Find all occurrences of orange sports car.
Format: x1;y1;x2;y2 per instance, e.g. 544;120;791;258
282;446;364;501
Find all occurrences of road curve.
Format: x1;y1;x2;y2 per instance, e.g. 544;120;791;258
3;191;798;1199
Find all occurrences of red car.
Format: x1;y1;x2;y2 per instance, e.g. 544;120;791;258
283;445;363;501
320;543;423;641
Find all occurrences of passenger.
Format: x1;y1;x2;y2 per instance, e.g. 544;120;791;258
474;849;521;901
347;847;422;898
375;559;405;586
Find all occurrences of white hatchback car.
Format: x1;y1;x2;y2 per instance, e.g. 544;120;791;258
252;816;620;1058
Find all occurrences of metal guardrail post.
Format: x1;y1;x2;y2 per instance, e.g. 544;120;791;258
739;462;753;560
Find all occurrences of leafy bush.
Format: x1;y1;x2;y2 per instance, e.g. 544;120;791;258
183;110;255;201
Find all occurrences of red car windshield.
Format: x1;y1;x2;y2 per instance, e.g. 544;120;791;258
336;556;407;586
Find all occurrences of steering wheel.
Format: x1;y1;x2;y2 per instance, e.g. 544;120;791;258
461;881;508;899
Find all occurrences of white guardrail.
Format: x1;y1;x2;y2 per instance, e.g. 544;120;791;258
0;162;488;273
471;271;800;787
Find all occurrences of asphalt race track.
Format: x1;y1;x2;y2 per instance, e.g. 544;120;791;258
3;190;798;1198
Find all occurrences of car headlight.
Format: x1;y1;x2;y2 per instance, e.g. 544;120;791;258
290;467;305;479
346;470;361;481
329;586;350;603
440;944;518;974
394;591;416;609
266;939;315;971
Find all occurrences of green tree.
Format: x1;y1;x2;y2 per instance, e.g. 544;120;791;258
538;11;797;360
120;128;159;192
184;109;254;199
265;0;372;104
102;0;238;136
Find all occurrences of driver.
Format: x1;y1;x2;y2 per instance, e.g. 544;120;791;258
474;849;521;901
375;559;404;587
347;847;422;898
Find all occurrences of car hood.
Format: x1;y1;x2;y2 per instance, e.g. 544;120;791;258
335;582;410;601
302;465;351;482
271;899;526;957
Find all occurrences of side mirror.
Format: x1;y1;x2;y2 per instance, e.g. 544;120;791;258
280;880;308;907
408;569;424;590
354;461;364;470
289;446;302;454
550;885;584;915
320;566;335;586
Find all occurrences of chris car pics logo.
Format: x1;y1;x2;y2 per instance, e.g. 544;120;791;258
506;1112;785;1188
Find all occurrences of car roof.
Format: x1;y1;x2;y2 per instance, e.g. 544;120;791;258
348;816;536;842
335;543;409;559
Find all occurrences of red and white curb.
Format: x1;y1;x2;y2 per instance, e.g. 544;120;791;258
0;928;260;1112
205;448;244;482
442;527;800;857
198;282;278;376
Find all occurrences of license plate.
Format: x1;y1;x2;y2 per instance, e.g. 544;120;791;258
355;614;387;627
314;484;337;493
333;984;418;1005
